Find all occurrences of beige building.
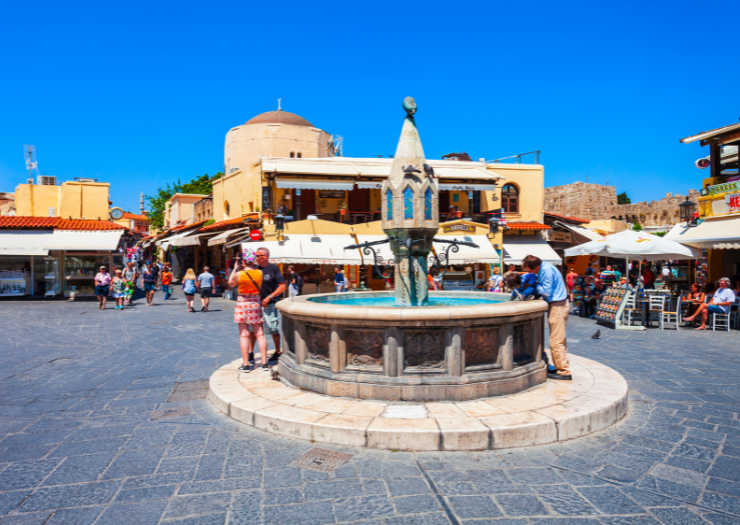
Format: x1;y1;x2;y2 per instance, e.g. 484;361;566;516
15;181;110;220
164;193;209;229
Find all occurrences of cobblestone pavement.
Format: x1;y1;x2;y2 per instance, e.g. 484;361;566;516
0;287;739;525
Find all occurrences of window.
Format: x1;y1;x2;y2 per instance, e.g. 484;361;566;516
297;152;302;158
224;201;230;218
502;184;519;213
386;189;393;221
424;188;433;220
290;152;295;158
403;186;414;220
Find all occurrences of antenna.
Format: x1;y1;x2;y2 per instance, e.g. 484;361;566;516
332;135;343;157
23;145;38;183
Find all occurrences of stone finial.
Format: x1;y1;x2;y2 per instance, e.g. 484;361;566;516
403;97;417;117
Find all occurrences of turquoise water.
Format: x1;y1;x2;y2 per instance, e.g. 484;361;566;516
308;296;503;307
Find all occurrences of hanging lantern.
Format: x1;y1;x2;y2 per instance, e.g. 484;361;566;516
678;196;697;227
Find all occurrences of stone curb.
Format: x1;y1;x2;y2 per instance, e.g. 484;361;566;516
208;354;628;451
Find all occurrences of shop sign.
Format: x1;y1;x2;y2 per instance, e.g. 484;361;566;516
708;181;740;195
726;192;740;214
443;224;475;233
548;231;572;243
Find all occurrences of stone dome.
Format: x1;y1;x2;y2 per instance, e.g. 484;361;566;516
245;110;313;127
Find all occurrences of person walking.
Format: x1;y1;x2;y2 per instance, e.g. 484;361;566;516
487;266;503;292
196;266;215;312
111;269;126;309
334;265;346;292
566;267;578;300
182;268;197;313
255;247;286;360
94;266;111;310
228;251;269;372
522;255;571;380
287;265;303;298
142;264;157;306
161;266;173;301
122;261;138;307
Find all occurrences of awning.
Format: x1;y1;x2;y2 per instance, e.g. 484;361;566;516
276;179;355;191
503;234;562;266
156;229;199;248
208;227;250;246
433;235;500;264
0;231;53;256
44;230;123;251
355;182;384;189
664;216;740;249
437;183;498;192
170;232;213;247
242;234;362;265
554;222;604;243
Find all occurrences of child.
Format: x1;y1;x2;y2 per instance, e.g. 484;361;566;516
506;272;538;301
161;266;173;300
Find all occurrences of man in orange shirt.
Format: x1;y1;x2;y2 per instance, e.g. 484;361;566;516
161;265;173;300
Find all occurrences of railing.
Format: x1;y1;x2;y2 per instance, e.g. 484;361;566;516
488;151;541;165
315;210;494;225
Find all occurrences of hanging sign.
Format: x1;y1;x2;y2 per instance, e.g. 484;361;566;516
249;230;262;241
443;224;475;233
708;181;740;195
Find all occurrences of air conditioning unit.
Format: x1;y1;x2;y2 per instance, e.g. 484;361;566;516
38;176;57;186
48;207;57;217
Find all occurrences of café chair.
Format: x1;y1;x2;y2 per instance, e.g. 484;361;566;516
660;296;682;330
647;295;666;327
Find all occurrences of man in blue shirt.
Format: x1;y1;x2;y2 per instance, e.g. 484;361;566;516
523;255;571;380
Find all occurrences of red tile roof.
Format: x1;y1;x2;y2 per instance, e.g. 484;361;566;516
544;212;590;224
506;222;552;231
200;215;259;232
122;212;150;221
0;216;60;229
169;219;209;232
0;216;126;231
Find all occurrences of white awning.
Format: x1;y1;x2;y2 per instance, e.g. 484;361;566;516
242;234;362;265
276;179;355;191
437;183;498;192
355;182;384;189
170;232;213;247
503;234;562;266
0;231;53;256
664;216;740;249
156;229;199;248
45;230;123;251
433;236;501;264
555;222;605;243
207;227;250;246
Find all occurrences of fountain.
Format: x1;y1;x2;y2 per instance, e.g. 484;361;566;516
276;98;549;401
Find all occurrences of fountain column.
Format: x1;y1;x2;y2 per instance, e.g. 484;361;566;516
381;97;439;307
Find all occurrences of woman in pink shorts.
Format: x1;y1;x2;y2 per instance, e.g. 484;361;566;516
228;251;268;372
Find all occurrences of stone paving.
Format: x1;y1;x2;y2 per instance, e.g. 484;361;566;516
0;287;739;524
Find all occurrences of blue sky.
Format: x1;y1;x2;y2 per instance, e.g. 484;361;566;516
0;1;735;213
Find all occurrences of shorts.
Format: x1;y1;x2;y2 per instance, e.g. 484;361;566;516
234;294;263;324
708;305;726;314
185;293;194;299
200;287;212;298
262;302;280;334
144;282;155;292
95;285;109;296
112;292;125;298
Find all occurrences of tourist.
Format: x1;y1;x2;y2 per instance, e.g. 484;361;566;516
288;265;303;297
566;268;578;300
643;265;655;290
523;255;571;380
228;250;269;372
506;272;537;301
182;268;197;312
600;265;618;287
683;277;736;330
122;262;138;307
581;278;605;318
502;264;519;293
334;265;346;292
161;266;173;301
487;267;504;292
197;266;215;312
111;269;126;309
256;247;286;360
684;283;705;325
428;267;443;291
142;264;157;306
94;266;111;310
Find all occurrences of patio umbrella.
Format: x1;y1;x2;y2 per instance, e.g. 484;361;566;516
563;230;701;261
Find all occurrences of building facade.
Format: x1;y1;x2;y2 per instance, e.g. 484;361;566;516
15;181;111;220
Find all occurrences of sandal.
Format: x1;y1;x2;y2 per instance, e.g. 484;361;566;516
695;326;707;331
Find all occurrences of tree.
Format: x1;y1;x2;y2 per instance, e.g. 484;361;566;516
632;222;643;231
146;172;222;231
617;192;631;205
653;231;667;237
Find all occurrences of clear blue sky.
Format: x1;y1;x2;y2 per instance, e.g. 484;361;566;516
0;1;735;213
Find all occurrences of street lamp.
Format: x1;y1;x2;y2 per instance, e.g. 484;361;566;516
678;196;697;227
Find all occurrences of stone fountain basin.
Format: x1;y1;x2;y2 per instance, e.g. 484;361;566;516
276;291;548;402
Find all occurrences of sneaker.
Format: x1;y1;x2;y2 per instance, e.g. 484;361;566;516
248;352;254;364
237;364;250;373
547;372;573;381
261;363;269;372
270;351;282;361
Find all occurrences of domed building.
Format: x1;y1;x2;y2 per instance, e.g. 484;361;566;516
213;106;333;220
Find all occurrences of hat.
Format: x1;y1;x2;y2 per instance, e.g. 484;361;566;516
100;266;106;269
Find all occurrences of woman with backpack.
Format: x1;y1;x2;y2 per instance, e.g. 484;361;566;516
182;268;197;312
228;250;268;373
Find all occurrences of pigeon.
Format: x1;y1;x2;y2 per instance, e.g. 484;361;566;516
270;367;279;381
402;164;421;175
423;164;435;178
591;330;601;340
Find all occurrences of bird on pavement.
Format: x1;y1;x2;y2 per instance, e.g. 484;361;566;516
591;330;601;340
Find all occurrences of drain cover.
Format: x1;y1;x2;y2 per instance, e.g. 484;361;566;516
151;406;191;421
165;380;209;403
288;447;354;473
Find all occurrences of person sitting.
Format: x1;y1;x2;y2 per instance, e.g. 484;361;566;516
506;272;538;301
580;278;605;318
683;283;705;325
683;277;736;330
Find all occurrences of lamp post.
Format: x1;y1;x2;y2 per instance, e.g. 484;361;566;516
679;196;697;227
275;213;286;241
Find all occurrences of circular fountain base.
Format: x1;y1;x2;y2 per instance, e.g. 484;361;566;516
276;292;549;402
208;353;628;450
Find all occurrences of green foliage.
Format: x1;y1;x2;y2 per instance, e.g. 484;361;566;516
204;219;215;226
653;231;667;237
146;172;222;230
617;192;631;205
632;222;643;231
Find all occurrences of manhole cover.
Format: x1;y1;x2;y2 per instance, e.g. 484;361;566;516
288;448;354;473
150;406;191;421
165;380;209;403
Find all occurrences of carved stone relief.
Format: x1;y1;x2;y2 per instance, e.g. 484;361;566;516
346;330;383;368
464;327;500;368
403;330;445;370
307;324;330;363
282;316;295;356
512;323;533;365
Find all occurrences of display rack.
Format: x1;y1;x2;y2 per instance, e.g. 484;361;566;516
595;287;644;331
0;271;30;296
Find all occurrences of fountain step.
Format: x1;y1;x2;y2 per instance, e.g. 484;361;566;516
208;353;628;451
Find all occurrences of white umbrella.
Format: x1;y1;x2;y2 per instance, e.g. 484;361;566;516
564;230;701;261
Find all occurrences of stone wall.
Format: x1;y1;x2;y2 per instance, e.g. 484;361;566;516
544;182;699;229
